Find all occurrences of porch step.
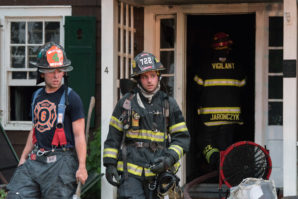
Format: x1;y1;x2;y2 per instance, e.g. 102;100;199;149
187;183;229;199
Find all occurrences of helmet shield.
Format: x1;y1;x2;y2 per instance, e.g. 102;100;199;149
212;32;233;51
131;52;165;78
30;42;73;85
30;42;73;72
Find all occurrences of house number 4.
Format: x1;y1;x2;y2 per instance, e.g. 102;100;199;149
104;66;109;74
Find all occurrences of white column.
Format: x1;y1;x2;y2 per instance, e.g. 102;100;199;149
175;11;187;186
144;7;155;52
283;0;297;196
101;0;118;198
0;16;4;124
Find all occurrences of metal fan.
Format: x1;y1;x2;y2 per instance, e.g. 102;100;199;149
219;141;272;198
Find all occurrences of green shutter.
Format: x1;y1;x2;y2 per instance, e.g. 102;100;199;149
65;16;96;127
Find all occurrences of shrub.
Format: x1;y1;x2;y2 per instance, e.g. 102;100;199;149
0;188;7;199
83;128;101;199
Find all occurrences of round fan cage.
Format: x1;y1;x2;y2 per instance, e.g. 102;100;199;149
220;141;272;188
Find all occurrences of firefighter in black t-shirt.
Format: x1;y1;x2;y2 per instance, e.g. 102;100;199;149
194;32;246;169
6;42;87;199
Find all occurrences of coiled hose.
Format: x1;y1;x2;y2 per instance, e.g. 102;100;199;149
183;170;218;199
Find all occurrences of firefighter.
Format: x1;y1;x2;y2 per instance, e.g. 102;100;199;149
103;52;190;198
6;42;88;198
193;32;246;169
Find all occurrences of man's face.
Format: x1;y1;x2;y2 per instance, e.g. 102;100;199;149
41;69;64;91
139;71;159;93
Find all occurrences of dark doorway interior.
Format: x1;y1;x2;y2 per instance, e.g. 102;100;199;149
186;14;255;182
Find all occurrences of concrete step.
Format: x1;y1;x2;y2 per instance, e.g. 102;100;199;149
187;183;229;199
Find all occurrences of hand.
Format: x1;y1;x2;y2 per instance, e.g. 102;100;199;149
106;165;120;186
209;151;220;170
203;144;220;169
76;167;88;184
18;158;26;166
150;155;175;174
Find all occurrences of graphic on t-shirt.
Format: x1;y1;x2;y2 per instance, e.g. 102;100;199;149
34;100;57;133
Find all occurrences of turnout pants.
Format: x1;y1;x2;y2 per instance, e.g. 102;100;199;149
117;175;158;199
200;124;237;151
6;150;78;199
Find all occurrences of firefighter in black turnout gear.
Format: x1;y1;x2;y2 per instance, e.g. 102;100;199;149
193;32;246;169
104;52;190;199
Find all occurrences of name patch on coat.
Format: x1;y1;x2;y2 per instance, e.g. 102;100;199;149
210;113;240;121
212;62;235;70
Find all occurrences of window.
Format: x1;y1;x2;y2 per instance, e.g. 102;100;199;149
8;19;62;123
156;15;176;96
117;2;135;99
0;6;71;130
8;19;61;122
268;16;283;125
9;21;60;84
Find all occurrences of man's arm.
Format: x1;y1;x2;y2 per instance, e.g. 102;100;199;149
73;118;88;184
18;129;35;166
167;98;191;161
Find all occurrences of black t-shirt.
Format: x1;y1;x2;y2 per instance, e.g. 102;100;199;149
31;85;84;150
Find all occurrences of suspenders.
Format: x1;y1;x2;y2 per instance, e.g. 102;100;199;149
120;92;170;179
31;87;72;148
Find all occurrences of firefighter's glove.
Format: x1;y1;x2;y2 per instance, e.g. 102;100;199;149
209;152;220;170
203;145;220;170
106;165;120;187
150;155;175;174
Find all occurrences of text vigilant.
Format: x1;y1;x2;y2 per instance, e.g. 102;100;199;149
212;62;235;70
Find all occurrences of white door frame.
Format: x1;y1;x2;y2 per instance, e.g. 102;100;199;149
101;0;118;199
144;3;282;185
283;0;297;196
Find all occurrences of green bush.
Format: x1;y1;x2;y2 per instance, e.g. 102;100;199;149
0;188;7;199
83;128;101;199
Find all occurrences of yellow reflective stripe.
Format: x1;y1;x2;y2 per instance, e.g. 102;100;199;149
204;147;219;164
103;148;118;159
109;116;123;131
204;121;244;126
240;78;246;86
126;129;166;142
197;107;241;115
169;145;183;159
117;161;143;176
169;122;188;134
117;161;181;177
173;161;181;173
204;79;246;87
144;168;156;177
194;75;204;86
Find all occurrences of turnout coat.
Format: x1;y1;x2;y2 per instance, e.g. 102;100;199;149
193;56;246;127
103;88;190;178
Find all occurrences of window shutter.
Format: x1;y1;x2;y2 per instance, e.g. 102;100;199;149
65;16;96;127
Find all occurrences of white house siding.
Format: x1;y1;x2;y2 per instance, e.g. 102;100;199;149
267;126;283;188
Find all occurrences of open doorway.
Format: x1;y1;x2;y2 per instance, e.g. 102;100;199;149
186;14;255;182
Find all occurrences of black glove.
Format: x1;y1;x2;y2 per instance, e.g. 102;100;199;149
203;144;220;170
105;165;120;186
209;151;220;170
150;155;175;174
